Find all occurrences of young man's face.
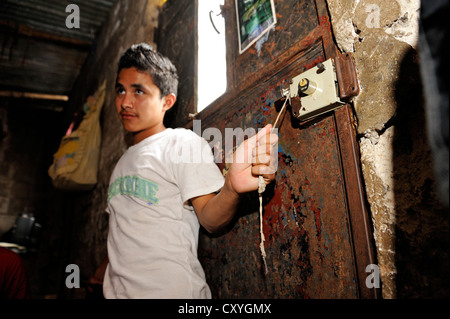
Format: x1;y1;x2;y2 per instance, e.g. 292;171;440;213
115;67;174;144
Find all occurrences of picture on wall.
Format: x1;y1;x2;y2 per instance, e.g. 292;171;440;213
235;0;277;54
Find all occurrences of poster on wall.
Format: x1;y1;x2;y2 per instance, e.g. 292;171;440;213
235;0;277;54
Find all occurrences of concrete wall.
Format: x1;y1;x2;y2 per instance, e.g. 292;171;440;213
327;0;448;298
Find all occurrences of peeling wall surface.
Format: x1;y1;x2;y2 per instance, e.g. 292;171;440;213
327;0;449;298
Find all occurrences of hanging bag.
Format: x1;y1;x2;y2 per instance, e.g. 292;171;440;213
48;80;106;191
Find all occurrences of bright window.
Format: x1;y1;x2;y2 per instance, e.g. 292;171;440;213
197;0;227;112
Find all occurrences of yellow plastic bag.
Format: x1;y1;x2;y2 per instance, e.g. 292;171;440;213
48;80;106;191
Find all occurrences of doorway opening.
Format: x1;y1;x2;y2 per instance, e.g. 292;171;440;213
197;0;227;112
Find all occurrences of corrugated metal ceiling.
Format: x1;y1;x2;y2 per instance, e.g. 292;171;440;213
1;0;116;42
0;0;117;103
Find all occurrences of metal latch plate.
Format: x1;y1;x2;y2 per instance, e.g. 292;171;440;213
289;58;343;121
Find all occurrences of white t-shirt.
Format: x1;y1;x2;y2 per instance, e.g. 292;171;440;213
103;128;225;299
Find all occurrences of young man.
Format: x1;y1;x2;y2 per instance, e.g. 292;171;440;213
90;43;278;298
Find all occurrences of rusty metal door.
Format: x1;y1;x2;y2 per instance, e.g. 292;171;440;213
158;0;378;298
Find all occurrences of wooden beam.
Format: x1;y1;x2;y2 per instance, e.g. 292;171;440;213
0;90;69;101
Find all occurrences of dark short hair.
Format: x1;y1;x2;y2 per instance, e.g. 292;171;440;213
117;43;178;97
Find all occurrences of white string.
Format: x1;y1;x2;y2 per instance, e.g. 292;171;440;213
258;175;268;274
272;96;289;131
258;93;289;275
